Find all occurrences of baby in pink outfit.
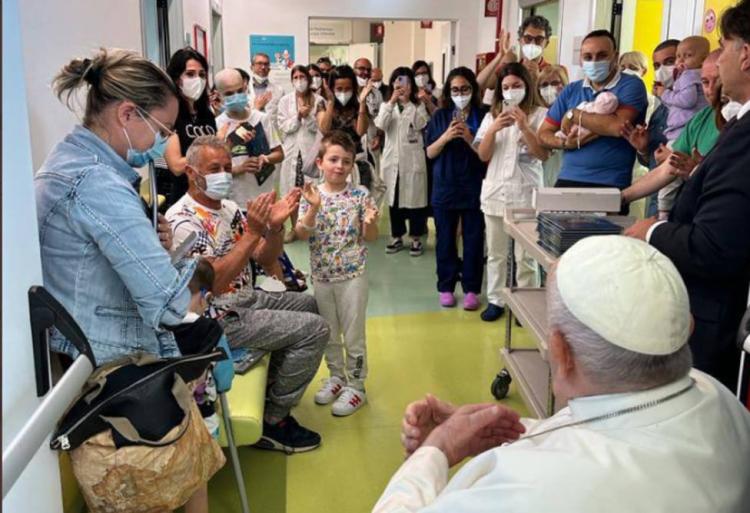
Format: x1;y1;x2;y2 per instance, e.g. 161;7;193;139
556;91;619;140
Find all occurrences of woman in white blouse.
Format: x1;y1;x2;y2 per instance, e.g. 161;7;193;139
474;62;549;322
276;64;324;241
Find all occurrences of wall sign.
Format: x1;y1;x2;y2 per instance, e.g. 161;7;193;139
309;19;352;44
485;0;500;17
250;34;295;70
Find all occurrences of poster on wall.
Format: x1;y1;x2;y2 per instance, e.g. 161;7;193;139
701;0;734;49
249;35;295;70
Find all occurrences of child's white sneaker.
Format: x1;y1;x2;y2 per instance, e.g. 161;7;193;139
314;376;345;405
331;387;367;416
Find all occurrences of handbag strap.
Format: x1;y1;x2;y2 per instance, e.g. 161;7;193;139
98;374;193;447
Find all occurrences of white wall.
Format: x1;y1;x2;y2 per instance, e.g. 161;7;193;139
183;0;212;55
2;1;64;511
18;0;143;171
477;5;499;55
222;0;488;73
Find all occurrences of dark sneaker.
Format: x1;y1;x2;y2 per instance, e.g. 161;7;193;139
481;304;505;322
255;416;321;454
385;238;404;254
409;240;424;257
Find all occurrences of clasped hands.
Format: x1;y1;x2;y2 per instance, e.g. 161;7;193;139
401;394;526;467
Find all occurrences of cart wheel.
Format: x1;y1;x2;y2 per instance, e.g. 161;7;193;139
491;369;512;400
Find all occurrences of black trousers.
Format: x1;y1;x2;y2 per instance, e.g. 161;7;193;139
555;178;630;215
390;177;428;238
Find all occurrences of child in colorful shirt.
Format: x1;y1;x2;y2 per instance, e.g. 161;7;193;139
296;131;380;416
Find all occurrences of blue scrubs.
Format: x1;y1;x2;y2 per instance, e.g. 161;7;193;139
425;105;488;294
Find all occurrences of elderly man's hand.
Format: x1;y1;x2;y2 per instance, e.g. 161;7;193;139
268;188;301;231
156;214;172;251
624;216;659;241
422;403;525;467
245;192;274;235
254;91;272;111
401;394;456;456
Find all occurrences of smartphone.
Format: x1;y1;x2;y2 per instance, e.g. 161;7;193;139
397;76;408;88
452;109;466;123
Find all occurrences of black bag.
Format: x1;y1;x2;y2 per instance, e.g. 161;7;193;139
51;350;223;451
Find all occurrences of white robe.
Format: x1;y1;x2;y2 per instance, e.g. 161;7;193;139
373;370;750;513
374;101;430;209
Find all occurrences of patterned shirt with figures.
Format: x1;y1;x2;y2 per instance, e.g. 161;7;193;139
166;193;253;297
299;184;375;283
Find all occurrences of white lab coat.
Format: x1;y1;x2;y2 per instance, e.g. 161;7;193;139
276;91;323;196
373;370;750;513
474;106;547;216
374;101;430;209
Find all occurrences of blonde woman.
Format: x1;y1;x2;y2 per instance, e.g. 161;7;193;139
537;65;569;186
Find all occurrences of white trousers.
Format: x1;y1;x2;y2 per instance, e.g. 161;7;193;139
485;214;539;307
313;272;369;390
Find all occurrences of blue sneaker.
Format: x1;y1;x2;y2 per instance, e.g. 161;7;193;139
481;304;505;322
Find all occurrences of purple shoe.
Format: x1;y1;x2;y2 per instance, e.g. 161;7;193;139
463;292;480;311
439;292;456;307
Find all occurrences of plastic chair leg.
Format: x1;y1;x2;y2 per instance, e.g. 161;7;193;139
219;392;251;513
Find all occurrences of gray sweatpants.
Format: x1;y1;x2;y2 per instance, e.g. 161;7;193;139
217;289;330;419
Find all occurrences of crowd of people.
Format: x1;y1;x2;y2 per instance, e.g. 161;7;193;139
31;2;750;512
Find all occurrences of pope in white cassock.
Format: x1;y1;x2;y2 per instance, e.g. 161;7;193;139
374;235;750;513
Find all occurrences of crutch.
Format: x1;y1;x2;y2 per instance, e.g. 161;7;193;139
735;305;750;404
218;391;251;513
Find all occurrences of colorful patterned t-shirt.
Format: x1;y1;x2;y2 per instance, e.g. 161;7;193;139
299;184;375;283
166;193;252;297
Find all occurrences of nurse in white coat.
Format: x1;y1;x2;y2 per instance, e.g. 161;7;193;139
277;64;323;240
374;67;431;257
474;62;548;322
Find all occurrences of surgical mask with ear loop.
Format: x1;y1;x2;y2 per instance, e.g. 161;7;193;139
122;109;169;168
197;171;233;200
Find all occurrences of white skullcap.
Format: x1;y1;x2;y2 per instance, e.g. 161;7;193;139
556;235;690;355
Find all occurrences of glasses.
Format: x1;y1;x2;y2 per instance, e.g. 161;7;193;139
449;86;472;95
521;34;547;46
254;61;270;68
539;80;563;88
138;108;174;139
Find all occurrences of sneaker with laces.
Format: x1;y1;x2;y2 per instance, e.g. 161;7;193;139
314;376;345;405
409;239;424;257
331;387;367;416
255;416;321;454
385;238;404;254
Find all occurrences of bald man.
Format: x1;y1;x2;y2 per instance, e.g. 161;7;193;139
623;49;724;208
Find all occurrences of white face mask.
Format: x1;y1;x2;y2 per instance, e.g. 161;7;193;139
503;86;526;107
335;91;353;106
252;72;269;86
372;80;383;89
540;85;559;105
452;94;471;110
356;76;368;87
622;68;642;77
722;100;743;121
293;79;309;93
181;76;206;101
202;172;233;200
311;76;323;90
415;74;429;88
521;44;544;61
655;65;675;88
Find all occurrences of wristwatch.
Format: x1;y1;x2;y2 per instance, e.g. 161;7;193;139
566;109;575;121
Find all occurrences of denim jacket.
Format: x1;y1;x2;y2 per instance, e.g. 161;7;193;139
35;125;195;365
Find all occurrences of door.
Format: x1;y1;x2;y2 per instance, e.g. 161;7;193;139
210;3;224;80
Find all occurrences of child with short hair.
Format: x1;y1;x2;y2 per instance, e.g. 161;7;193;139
295;131;380;416
657;36;710;218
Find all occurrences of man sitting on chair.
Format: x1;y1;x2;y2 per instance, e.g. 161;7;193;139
374;236;750;513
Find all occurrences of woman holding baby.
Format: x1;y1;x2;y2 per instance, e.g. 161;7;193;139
472;62;549;322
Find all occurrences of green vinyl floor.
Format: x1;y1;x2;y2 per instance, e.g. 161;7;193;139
207;226;535;513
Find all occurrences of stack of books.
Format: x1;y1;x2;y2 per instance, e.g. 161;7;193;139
537;213;623;256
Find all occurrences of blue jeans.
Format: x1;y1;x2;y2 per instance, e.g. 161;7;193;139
433;207;485;294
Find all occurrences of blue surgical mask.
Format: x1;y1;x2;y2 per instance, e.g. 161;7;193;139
582;60;612;83
122;110;169;168
224;92;249;112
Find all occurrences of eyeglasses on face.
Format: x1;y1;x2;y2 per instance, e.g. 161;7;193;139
522;34;546;46
450;86;472;95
